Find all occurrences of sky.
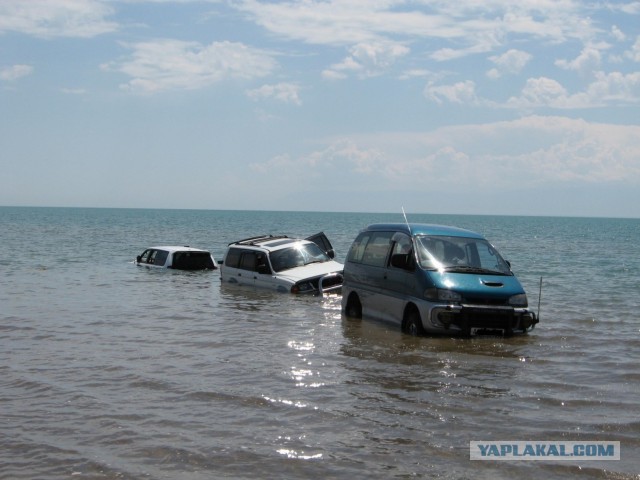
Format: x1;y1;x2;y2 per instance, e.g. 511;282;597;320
1;0;639;217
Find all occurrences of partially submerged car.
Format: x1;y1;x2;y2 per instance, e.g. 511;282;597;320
135;246;218;270
220;233;343;294
342;223;538;336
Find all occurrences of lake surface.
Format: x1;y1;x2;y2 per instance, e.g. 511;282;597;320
1;207;639;479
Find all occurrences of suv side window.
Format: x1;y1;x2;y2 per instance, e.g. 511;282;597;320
225;248;242;268
239;251;257;271
154;250;169;266
361;232;393;267
256;252;271;274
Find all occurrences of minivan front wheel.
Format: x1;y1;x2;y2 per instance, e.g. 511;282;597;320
403;309;425;336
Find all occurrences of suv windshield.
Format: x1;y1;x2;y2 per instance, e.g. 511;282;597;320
269;243;330;272
415;235;512;275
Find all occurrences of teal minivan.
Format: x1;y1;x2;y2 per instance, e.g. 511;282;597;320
341;223;538;336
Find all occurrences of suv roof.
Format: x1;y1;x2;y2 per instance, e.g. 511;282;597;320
149;245;210;253
228;235;289;246
228;235;308;252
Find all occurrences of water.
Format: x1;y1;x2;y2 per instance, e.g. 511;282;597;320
1;207;639;479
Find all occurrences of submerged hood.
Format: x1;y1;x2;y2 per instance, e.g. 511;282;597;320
274;260;343;283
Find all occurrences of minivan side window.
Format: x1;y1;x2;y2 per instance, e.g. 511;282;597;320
361;232;394;267
389;233;414;270
347;233;371;263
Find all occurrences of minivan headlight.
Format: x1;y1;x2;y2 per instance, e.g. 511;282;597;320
424;288;462;302
509;293;528;307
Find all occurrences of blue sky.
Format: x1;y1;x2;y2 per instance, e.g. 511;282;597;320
1;0;639;217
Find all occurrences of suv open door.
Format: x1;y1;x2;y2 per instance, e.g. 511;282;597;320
306;232;335;259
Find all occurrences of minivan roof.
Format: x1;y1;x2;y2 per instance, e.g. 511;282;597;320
364;223;485;239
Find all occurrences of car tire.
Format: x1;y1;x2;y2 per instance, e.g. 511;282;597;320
403;309;424;336
345;293;362;319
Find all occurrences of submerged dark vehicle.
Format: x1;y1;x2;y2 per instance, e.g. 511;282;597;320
135;246;218;270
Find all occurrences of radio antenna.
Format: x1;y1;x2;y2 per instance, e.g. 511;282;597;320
537;276;543;321
402;206;411;234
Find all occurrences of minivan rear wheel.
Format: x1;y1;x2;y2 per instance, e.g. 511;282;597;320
403;309;424;336
345;293;362;319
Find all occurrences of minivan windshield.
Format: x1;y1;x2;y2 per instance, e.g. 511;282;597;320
415;235;512;275
269;243;330;272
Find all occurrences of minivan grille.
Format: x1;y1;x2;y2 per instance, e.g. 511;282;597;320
463;297;508;306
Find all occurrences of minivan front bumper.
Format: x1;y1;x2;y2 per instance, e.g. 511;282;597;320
430;304;538;335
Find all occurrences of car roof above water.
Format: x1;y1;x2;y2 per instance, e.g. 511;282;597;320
363;223;485;239
228;235;310;252
149;245;210;253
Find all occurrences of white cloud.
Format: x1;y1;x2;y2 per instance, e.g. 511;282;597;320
0;64;33;81
585;71;640;103
235;0;466;47
234;0;605;64
322;56;362;80
487;49;532;78
323;40;410;79
519;76;569;104
611;25;626;42
102;39;278;93
248;116;640;192
606;1;640;15
506;72;640;108
321;69;348;81
249;140;386;187
555;46;602;76
350;41;410;73
425;70;640;109
246;82;302;105
398;69;433;80
424;80;477;104
0;0;117;38
627;36;640;62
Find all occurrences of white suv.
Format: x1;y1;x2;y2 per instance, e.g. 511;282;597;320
220;233;343;294
135;246;218;270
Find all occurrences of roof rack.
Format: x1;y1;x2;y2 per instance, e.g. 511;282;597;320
228;234;290;246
